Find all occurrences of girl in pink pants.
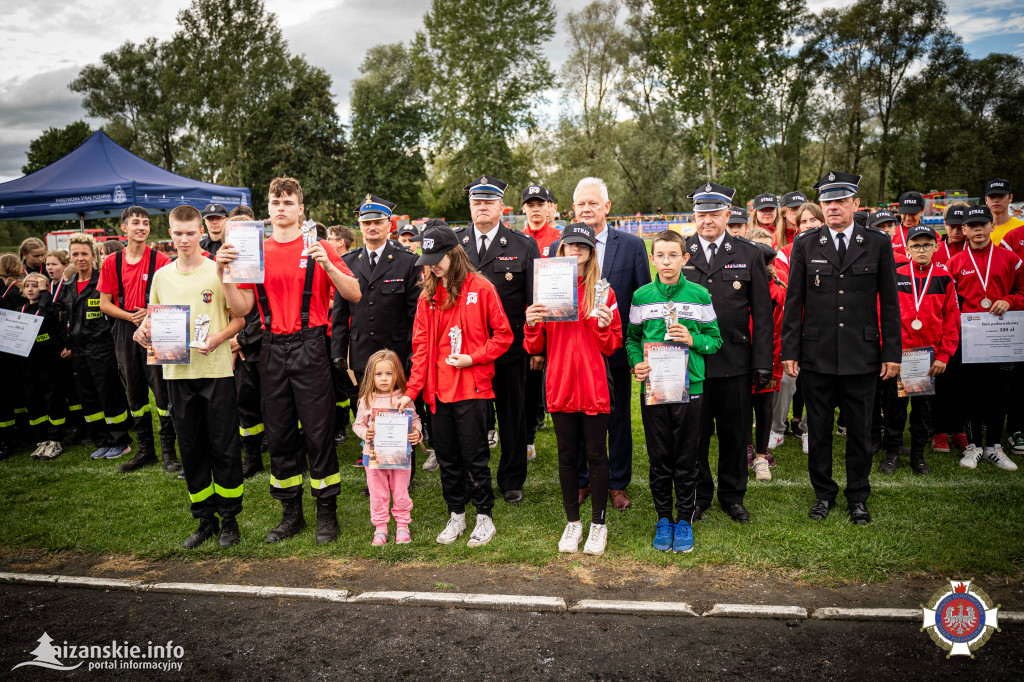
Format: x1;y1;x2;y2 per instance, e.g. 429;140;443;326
353;350;422;545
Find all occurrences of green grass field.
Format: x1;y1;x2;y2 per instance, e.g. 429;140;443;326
2;381;1021;584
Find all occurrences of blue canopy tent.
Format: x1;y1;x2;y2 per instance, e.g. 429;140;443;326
0;131;250;227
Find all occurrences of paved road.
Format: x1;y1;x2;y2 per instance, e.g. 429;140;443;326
1;584;1020;680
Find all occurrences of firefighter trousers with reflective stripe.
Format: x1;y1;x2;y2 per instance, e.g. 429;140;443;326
71;347;131;448
234;359;263;436
22;345;68;440
260;326;339;500
112;319;174;445
168;377;243;520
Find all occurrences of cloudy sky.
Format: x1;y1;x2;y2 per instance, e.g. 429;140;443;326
0;0;1020;182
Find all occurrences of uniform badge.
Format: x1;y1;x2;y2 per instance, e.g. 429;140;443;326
732;281;741;290
357;252;363;259
723;242;732;252
500;236;507;246
828;171;835;181
856;233;864;244
462;236;469;244
467;292;478;304
819;235;828;245
505;272;513;281
690;243;699;253
704;183;712;192
922;580;1001;657
814;275;820;287
388;253;393;260
202;289;214;304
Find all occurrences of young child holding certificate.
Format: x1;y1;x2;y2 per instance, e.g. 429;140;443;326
626;231;721;554
353;349;422;546
881;225;960;476
524;223;622;556
18;273;67;460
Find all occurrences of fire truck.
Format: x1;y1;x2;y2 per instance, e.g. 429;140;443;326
45;228;125;252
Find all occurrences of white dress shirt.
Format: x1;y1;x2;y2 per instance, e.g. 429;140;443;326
595;226;609;275
697;232;727;263
828;224;854;252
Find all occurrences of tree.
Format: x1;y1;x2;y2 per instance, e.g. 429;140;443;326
22;121;93;175
348;44;430;218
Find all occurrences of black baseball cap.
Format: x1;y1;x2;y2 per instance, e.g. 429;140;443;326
411;218;459;266
522;185;548;205
944;205;966;226
202;203;229;218
754;241;777;266
898;191;925;215
560;222;596;248
868;209;897;228
545;188;557;204
398;224;418;237
752;193;780;211
781;191;808;208
906;225;937;241
728;207;748;225
984;179;1011;197
964;205;993;225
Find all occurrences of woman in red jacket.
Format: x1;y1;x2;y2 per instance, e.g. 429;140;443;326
400;220;513;548
524;223;622;557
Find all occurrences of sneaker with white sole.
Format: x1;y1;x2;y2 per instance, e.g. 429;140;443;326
801;432;809;454
467;514;496;547
959;444;982;469
558;521;583;553
983;445;1018;471
583;523;608;556
1008;432;1024;456
768;431;785;450
38;441;62;460
753;456;771;481
487;430;498;448
29;442;47;460
422;450;438;471
436;512;466;544
526;444;536;462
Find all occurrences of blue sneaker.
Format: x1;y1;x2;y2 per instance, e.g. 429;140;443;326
652;518;673;552
673;520;694;553
89;446;108;460
104;445;128;459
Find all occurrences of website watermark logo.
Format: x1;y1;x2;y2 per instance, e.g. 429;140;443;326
12;632;184;672
921;580;1001;658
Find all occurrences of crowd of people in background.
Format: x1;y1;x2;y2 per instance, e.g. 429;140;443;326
1;171;1021;556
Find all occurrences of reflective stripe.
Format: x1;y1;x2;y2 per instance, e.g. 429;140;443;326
270;474;303;489
239;423;265;437
68;404;83;412
83;411;105;423
131;405;151;417
335;399;350;408
29;415;49;426
309;472;341;490
106;411;129;424
0;419;15;428
297;420;303;430
156;407;170;417
14;407;27;414
214;482;244;498
189;483;215;503
49;417;66;426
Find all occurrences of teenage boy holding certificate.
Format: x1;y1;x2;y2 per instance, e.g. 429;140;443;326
880;225;959;476
947;205;1024;471
626;230;721;554
134;205;246;549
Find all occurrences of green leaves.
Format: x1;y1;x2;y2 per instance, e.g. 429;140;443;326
22;121;93;176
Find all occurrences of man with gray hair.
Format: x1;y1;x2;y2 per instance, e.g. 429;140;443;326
547;177;652;510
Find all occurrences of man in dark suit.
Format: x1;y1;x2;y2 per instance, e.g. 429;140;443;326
332;194;421;400
455;175;540;504
781;170;901;525
683;182;773;523
548;177;652;510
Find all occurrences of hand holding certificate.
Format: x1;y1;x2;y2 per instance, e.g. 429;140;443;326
369;408;413;470
0;309;45;358
222;222;265;283
961;311;1024;364
644;341;690;405
533;257;578;322
147;304;191;365
897;346;935;397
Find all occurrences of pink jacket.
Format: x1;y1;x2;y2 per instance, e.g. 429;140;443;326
352;390;423;456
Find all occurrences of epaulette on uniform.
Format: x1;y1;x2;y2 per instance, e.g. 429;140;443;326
795;227;821;239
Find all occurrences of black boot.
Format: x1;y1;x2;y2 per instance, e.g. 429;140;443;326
183;518;219;549
219;516;240;547
879;450;899;475
315;497;339;545
265;498;306;543
63;425;85;446
910;452;931;475
118;440;158;473
160;434;181;473
241;435;264;478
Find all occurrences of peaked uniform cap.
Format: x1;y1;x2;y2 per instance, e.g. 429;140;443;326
812;170;861;202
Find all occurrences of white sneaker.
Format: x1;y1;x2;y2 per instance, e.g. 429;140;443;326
29;442;48;460
959;444;982;469
526;444;536;462
768;431;785;450
422;450;438;471
39;441;63;460
436;512;466;544
753;457;772;481
983;445;1018;471
488;430;498;448
583;523;608;556
467;514;496;547
558;521;583;553
801;432;809;454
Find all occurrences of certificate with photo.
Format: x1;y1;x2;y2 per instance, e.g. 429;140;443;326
961;311;1024;364
147;304;191;365
369;408;413;470
0;309;45;358
533;257;578;322
644;342;690;405
897;346;935;397
222;221;265;283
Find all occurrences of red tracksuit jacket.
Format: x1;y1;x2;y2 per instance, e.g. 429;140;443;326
1000;225;1024;261
523;279;622;414
405;272;513;412
775;243;794;285
947;242;1024;314
895;262;960;363
933;238;967;266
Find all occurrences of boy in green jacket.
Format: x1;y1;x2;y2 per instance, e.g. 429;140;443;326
626;230;722;553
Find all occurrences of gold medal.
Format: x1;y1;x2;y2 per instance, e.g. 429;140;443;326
733;280;741;290
911;318;923;331
505;272;513;281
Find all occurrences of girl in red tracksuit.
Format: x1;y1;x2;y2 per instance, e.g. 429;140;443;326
401;220;512;548
774;203;824;286
524;222;622;557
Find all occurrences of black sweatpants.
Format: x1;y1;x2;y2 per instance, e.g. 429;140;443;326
642;395;702;523
696;375;751;509
553;411;608;524
964;362;1012;448
72;348;131;448
578;362;633;490
524;365;545;445
884;394;932;456
430;398;493;516
932;346;965;436
234;359;263;438
493;358;528;492
112;319;174;446
259;326;339;501
168;377;243;520
801;370;875;505
750;391;774;454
